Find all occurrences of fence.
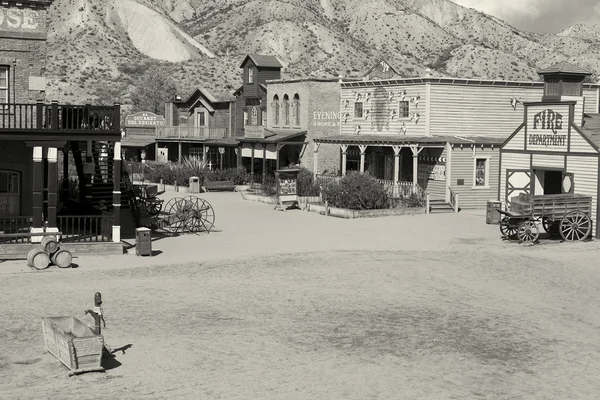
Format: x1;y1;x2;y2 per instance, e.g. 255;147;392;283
0;216;33;243
57;214;114;243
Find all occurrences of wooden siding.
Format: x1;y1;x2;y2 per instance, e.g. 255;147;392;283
583;87;598;114
499;152;531;209
450;146;500;209
570;125;599;154
258;67;281;85
340;84;427;136
429;84;543;137
503;125;525;151
234;97;245;137
567;155;599;234
531;154;564;169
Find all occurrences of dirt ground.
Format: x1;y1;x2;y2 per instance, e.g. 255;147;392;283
1;192;600;400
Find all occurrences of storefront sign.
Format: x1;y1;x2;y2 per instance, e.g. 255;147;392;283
125;112;165;127
0;8;42;33
527;107;568;150
312;111;340;127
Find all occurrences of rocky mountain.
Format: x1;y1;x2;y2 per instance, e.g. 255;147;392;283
45;0;600;109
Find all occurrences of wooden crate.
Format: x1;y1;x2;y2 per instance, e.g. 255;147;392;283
42;316;104;376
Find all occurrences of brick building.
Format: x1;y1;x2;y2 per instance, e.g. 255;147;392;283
0;0;123;254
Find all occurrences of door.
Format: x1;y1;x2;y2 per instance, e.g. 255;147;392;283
0;170;20;217
543;170;563;194
506;169;531;206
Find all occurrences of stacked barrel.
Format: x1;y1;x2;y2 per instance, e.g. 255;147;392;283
27;236;73;270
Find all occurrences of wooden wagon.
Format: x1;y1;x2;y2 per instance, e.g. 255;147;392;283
42;316;104;376
498;193;593;243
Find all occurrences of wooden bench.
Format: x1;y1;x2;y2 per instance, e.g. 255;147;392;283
203;180;236;192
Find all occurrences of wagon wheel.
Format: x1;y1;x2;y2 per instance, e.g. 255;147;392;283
160;198;187;234
499;217;518;241
542;216;560;237
517;220;539;243
559;211;592;242
146;199;163;216
181;196;215;233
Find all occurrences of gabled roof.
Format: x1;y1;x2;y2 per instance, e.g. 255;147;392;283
240;54;283;69
363;59;400;78
538;61;592;76
185;88;217;104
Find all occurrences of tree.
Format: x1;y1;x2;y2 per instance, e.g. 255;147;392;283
130;64;178;116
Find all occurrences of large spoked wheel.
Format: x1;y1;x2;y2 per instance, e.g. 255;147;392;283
146;199;163;216
499;217;518;241
517;220;539;243
542;216;560;237
159;197;187;234
559;211;592;241
181;196;215;233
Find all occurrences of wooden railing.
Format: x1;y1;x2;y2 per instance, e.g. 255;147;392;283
449;187;459;213
0;101;121;133
376;179;425;198
0;216;33;243
156;126;228;140
57;214;113;243
315;175;341;187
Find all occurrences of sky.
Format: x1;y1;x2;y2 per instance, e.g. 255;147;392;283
452;0;600;33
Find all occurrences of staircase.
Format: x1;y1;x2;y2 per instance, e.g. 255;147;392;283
429;199;456;214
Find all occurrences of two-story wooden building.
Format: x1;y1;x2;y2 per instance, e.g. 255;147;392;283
0;0;123;254
155;88;238;169
313;63;600;209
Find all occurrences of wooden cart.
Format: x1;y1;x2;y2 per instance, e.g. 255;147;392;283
42;316;105;376
498;193;593;243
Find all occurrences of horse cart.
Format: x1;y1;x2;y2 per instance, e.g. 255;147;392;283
498;193;593;243
128;186;215;234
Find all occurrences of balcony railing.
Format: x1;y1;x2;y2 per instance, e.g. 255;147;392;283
156;126;228;140
57;214;113;243
0;101;121;133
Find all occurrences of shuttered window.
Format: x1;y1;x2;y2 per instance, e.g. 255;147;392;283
0;67;8;109
398;101;409;118
354;102;363;118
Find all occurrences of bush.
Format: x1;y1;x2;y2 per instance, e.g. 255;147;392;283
293;166;320;196
205;167;250;185
260;175;277;196
321;172;389;210
128;157;207;186
399;192;426;208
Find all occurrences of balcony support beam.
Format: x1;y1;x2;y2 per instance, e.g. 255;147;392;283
32;146;44;242
112;141;121;243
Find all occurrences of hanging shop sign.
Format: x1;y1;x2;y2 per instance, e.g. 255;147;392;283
274;168;299;211
125;112;165;127
526;106;568;152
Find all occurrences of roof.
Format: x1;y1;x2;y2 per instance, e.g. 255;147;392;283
363;60;400;77
240;55;283;69
204;137;239;146
581;113;600;147
313;134;506;146
237;130;307;143
121;134;156;147
537;61;592;76
266;77;362;84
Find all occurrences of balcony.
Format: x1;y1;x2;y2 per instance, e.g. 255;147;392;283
156;126;228;140
0;101;121;140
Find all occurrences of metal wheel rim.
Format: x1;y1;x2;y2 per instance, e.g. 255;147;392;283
182;196;215;233
518;221;539;243
161;197;187;234
559;211;592;241
147;200;163;216
500;218;518;240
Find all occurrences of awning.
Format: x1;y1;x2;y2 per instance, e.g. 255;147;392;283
121;135;155;147
241;143;277;159
314;134;505;146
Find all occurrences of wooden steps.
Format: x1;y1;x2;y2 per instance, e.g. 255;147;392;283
429;199;455;214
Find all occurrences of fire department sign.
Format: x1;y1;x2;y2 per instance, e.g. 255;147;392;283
526;105;569;151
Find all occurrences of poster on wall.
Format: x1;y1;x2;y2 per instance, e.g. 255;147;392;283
275;168;299;211
417;164;446;181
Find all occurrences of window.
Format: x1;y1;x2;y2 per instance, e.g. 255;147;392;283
293;93;300;126
248;68;254;84
283;94;290;126
562;81;581;96
545;79;560;96
398;101;410;118
250;106;258;125
243;110;248;126
0;66;8;109
354;102;363;118
189;147;203;159
261;108;266;126
196;111;206;127
273;95;280;126
474;158;489;187
0;170;19;193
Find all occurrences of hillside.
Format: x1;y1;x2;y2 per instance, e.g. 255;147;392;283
44;0;600;109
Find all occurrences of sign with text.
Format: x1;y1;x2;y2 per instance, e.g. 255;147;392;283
275;168;299;211
526;105;570;152
0;7;45;36
125;111;165;127
312;111;340;127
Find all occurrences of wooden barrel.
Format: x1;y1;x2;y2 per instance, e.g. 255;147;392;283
41;235;59;254
51;249;72;268
27;248;50;270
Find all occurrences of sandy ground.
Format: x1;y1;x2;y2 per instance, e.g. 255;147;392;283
1;192;600;399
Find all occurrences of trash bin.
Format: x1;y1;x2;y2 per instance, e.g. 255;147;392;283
486;200;502;225
135;227;152;256
189;176;200;193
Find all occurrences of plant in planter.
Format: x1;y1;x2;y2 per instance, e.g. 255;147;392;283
322;172;390;210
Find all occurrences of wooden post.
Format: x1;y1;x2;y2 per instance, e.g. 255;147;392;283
47;147;58;229
155;142;159;162
393;145;401;183
341;144;348;176
85;141;93;205
61;143;70;200
36;101;43;129
261;144;267;184
359;145;367;173
426;192;430;215
313;142;320;179
112;142;121;242
410;145;423;194
50;101;58;131
250;144;255;183
276;144;281;170
178;141;182;162
32;146;44;241
236;146;242;168
113;103;121;132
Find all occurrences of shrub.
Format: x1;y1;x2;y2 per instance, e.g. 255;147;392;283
260;175;277;196
399;192;426;208
284;166;320;196
205;167;250;185
127;157;207;186
322;172;389;210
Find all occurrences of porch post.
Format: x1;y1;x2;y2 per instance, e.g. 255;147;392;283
112;141;121;243
250;143;255;183
313;142;320;179
276;143;282;170
235;146;241;168
85;141;93;206
393;145;401;182
46;147;58;230
203;145;209;165
155;142;158;161
178;141;182;161
359;145;367;173
341;144;348;176
31;146;44;242
262;144;267;184
410;145;423;194
61;144;69;200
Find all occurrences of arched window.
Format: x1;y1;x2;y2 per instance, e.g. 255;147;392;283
273;95;280;126
293;93;300;126
283;94;290;126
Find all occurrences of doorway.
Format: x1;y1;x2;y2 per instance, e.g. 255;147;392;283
533;169;563;195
